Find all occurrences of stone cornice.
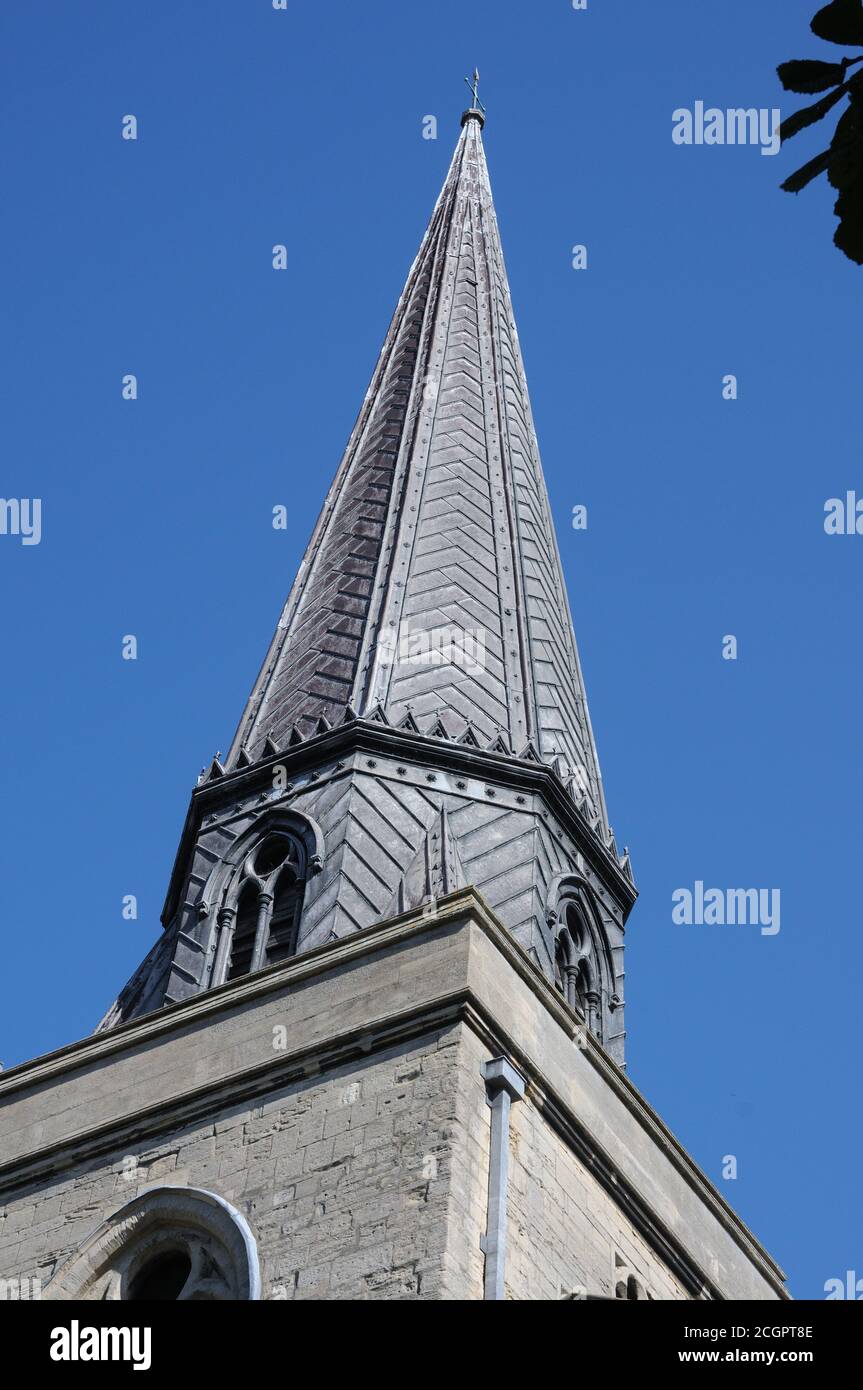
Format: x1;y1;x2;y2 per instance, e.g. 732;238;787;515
0;888;784;1298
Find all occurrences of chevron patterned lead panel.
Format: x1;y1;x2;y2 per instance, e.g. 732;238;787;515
229;112;607;829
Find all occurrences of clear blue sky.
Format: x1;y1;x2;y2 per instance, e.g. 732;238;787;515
1;1;859;1300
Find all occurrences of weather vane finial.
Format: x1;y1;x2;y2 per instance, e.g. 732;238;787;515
464;67;485;114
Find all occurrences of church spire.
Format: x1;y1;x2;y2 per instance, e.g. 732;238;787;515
101;98;633;1064
229;104;608;829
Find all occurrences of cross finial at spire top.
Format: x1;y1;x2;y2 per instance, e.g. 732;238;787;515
465;68;484;111
461;68;486;127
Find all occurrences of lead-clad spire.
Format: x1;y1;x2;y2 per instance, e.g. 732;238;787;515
229;108;608;829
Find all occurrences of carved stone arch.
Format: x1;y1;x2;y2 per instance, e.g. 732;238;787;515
204;808;325;919
223;834;302;915
554;925;574;968
44;1186;261;1301
547;873;614;977
547;872;615;1040
200;809;325;987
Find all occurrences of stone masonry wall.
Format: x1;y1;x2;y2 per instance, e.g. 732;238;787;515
0;1015;689;1303
506;1094;689;1301
0;1024;489;1302
0;900;785;1301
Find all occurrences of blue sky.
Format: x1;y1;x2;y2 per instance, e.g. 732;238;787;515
1;1;859;1299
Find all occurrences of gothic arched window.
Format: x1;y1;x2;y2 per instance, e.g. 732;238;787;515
552;897;604;1042
216;830;307;985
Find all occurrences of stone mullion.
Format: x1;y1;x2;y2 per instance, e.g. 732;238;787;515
211;907;237;987
249;893;274;973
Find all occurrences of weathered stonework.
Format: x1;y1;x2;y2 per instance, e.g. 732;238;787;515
0;893;787;1300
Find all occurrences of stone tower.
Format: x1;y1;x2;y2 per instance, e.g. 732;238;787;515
0;101;788;1303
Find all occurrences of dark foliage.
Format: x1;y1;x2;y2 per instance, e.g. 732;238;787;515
778;59;850;93
779;0;863;262
811;0;863;45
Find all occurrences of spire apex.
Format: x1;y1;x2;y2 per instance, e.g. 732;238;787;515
461;67;486;127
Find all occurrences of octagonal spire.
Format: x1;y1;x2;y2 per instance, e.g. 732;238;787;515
229;111;608;828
